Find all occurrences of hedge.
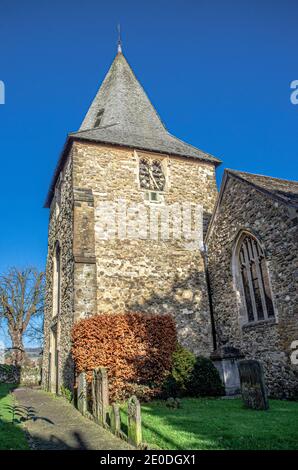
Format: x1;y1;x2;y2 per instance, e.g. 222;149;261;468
72;312;177;401
162;344;224;398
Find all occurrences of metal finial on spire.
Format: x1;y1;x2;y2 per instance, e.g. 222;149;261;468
117;24;122;54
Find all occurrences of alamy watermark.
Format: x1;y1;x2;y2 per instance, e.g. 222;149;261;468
0;80;5;104
290;80;298;105
94;199;204;251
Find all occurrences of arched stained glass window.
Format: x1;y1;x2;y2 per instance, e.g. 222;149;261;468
238;233;275;323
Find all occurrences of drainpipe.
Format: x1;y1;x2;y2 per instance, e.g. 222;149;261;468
202;243;217;351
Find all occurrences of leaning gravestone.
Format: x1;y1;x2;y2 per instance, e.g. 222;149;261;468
92;367;109;425
127;395;142;447
110;403;121;436
238;360;269;410
77;372;87;415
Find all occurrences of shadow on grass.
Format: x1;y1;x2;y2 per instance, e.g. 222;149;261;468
0;383;55;425
120;404;196;450
138;398;298;450
1;384;107;450
0;383;30;450
3;404;55;425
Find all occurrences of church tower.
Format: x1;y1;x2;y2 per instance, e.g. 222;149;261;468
42;47;221;392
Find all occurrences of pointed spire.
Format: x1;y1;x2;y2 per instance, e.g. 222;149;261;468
45;47;221;207
117;24;122;54
79;52;166;134
74;51;221;166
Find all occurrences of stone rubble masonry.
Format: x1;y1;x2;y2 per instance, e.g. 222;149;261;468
0;365;41;386
42;153;75;391
207;176;298;398
42;140;218;392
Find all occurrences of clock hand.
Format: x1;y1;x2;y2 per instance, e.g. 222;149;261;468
149;167;160;189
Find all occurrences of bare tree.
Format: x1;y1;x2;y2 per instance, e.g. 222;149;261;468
0;267;45;365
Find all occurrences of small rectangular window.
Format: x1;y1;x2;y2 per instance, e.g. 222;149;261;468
144;190;162;203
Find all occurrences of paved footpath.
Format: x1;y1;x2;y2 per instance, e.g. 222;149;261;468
13;387;132;450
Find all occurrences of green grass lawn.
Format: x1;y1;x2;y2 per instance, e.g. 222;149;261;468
122;397;298;450
0;383;29;450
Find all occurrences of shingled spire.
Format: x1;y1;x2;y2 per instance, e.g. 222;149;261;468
70;52;220;163
78;52;167;137
45;49;220;207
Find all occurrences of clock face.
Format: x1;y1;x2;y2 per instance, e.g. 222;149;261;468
139;159;166;191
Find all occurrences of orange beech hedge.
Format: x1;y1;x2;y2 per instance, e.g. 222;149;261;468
72;312;177;401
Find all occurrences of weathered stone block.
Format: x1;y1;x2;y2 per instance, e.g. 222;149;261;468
127;395;142;447
77;372;87;415
92;367;109;425
110;403;121;435
211;346;244;395
238;359;269;410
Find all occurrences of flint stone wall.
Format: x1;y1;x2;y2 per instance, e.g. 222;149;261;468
207;176;298;398
0;365;41;386
42;153;75;391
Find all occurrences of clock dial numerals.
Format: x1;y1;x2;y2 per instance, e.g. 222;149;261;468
139;159;151;189
151;161;166;190
139;159;166;191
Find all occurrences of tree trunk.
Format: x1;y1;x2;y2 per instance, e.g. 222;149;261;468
10;330;25;366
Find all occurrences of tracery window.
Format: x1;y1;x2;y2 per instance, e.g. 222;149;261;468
237;233;275;323
139;158;166;191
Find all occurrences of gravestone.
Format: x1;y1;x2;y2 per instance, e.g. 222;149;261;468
77;372;87;415
238;359;269;410
211;345;244;395
92;367;109;425
127;395;142;447
110;403;121;436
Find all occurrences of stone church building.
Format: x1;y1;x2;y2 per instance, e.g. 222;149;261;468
207;170;298;397
42;47;298;399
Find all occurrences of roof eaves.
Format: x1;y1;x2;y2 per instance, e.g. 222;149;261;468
44;136;73;208
167;131;222;165
71;133;220;164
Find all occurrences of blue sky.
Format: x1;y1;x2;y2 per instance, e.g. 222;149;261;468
0;0;297;278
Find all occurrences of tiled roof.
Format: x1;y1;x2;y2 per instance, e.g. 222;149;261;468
227;170;298;206
205;169;298;243
70;125;219;162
